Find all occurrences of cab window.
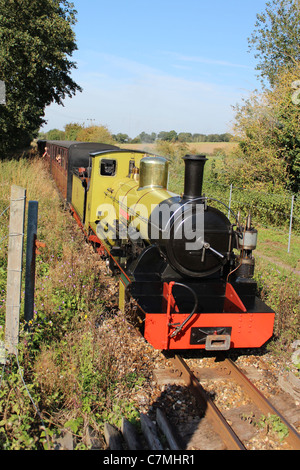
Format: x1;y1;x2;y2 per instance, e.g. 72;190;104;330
100;159;117;176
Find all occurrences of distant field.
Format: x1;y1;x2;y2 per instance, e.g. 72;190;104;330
119;141;238;155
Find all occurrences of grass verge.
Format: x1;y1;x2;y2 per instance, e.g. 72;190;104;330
0;157;156;449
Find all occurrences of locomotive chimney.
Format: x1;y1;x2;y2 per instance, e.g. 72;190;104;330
182;154;207;200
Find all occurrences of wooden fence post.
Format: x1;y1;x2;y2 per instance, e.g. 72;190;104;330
24;201;38;329
5;185;26;355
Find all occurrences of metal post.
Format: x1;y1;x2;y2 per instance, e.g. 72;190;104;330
288;195;294;253
5;185;26;355
24;201;38;329
228;184;233;219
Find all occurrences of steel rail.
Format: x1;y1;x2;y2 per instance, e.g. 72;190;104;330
222;358;300;450
173;355;246;450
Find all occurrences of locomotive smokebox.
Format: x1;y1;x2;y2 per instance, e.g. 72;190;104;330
182;154;207;200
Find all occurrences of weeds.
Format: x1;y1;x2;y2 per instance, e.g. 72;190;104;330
255;414;289;441
254;258;300;355
0;156;146;449
241;412;289;441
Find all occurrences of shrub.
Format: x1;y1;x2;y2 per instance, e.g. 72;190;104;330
76;125;115;144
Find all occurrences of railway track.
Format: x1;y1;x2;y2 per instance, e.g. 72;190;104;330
169;355;300;450
104;353;300;451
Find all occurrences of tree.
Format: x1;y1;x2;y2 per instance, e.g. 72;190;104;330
192;133;206;142
206;134;221;142
157;130;178;141
230;92;287;190
113;133;131;143
219;133;232;142
138;131;156;143
64;122;84;141
0;0;81;155
231;68;300;192
46;128;65;140
76;125;115;144
177;132;192;142
229;0;300;192
268;70;300;192
231;0;300;192
249;0;300;87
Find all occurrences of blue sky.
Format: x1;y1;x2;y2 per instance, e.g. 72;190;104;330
42;0;267;137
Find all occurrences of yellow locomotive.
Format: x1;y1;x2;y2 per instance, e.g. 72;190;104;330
38;140;275;351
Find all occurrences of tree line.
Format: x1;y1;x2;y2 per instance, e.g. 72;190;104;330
229;0;300;193
39;125;233;144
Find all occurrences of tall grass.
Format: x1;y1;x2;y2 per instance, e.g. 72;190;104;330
0;156;153;449
254;259;300;355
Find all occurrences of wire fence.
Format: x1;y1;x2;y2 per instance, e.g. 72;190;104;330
0;203;11;246
169;168;299;254
0;193;49;444
202;179;299;253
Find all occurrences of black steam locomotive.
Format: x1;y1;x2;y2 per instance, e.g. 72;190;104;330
39;140;275;351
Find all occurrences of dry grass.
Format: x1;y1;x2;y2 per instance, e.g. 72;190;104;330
119;141;238;155
0;156;162;449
